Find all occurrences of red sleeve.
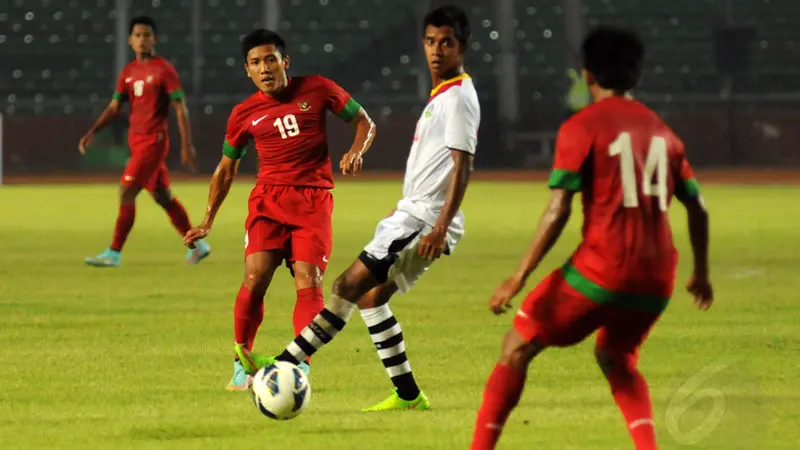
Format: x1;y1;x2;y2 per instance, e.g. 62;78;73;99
161;60;184;101
222;106;249;159
112;68;128;102
547;118;592;191
672;134;700;198
317;76;361;122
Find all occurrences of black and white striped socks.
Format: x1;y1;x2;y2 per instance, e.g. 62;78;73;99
277;294;356;365
360;304;421;401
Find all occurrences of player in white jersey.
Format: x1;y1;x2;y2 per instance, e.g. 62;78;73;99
235;5;479;412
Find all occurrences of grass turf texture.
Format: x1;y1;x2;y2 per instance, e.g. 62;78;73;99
1;180;798;449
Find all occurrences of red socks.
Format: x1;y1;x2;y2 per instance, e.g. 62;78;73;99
471;364;526;450
233;285;265;351
293;287;325;335
607;362;658;450
110;204;136;251
164;198;192;236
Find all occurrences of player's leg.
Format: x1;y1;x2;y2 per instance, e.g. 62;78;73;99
148;166;211;264
84;178;141;267
227;249;283;391
289;261;325;376
594;310;662;450
471;271;603;450
358;281;430;411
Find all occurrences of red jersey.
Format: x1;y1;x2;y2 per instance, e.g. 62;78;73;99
222;75;361;189
113;56;184;137
549;96;701;311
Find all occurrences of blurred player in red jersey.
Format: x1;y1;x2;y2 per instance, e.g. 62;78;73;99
80;16;208;268
471;26;713;450
182;29;376;390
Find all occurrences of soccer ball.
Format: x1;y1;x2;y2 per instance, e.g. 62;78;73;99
250;361;311;420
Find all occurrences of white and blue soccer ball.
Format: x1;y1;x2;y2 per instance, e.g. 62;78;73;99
251;361;311;420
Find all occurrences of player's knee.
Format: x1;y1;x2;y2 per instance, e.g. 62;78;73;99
119;185;140;204
293;264;324;289
498;330;540;370
594;347;635;379
331;274;359;302
244;267;275;293
151;189;173;208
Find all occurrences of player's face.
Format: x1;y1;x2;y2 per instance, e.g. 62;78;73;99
245;45;290;94
423;25;464;77
129;24;155;55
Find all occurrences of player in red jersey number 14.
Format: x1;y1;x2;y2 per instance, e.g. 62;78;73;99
79;16;208;267
471;26;713;450
182;30;376;391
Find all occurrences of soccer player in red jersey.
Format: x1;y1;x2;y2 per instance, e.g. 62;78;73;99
182;29;376;391
80;16;208;268
470;26;714;450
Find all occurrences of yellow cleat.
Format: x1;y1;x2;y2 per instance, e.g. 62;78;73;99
362;390;430;412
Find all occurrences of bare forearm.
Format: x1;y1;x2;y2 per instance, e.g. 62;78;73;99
434;157;471;231
202;165;236;227
88;107;118;134
176;108;193;148
350;116;375;156
687;208;709;277
515;204;571;281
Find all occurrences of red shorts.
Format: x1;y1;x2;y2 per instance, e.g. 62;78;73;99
121;133;170;192
244;185;333;272
513;270;661;356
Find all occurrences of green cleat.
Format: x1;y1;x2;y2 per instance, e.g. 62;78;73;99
362;389;431;412
84;249;121;267
234;344;276;375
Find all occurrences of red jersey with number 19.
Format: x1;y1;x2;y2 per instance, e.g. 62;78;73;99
222;75;361;188
548;96;701;312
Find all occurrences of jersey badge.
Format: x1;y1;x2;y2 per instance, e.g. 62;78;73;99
297;101;311;112
423;104;434;119
146;75;153;83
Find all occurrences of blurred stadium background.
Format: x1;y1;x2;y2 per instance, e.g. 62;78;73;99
1;0;798;181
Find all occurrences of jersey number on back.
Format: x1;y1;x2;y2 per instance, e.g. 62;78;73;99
609;132;668;212
273;114;300;139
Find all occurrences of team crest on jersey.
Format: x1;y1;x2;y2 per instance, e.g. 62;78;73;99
146;75;153;83
423;104;434;119
297;101;311;111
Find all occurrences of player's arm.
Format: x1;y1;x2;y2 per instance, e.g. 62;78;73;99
165;63;198;171
674;146;713;309
321;76;376;175
418;91;480;261
489;119;589;314
340;107;377;176
79;97;122;154
183;110;248;247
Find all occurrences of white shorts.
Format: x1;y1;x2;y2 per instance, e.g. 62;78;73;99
360;209;463;294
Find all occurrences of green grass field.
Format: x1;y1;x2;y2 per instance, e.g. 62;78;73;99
1;180;798;449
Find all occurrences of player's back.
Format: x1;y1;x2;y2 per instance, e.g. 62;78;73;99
569;96;688;300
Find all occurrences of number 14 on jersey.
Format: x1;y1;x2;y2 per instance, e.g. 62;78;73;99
609;132;668;212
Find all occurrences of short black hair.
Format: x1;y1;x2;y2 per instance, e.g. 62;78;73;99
423;5;471;46
129;16;156;35
581;25;644;93
241;29;287;59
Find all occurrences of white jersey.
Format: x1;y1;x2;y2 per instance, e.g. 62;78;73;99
396;74;481;228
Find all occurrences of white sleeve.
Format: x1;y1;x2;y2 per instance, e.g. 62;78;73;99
444;88;480;154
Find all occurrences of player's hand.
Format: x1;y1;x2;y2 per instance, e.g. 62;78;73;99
417;227;446;261
78;132;95;155
339;150;363;176
183;225;210;249
489;275;525;315
686;273;713;311
181;144;199;172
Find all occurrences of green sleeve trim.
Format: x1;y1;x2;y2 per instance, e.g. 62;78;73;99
112;92;127;102
222;140;246;160
562;262;670;313
168;89;185;101
335;98;361;122
682;178;701;197
548;169;582;191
